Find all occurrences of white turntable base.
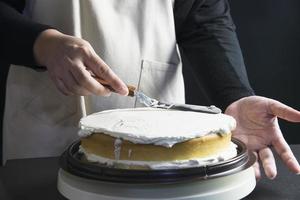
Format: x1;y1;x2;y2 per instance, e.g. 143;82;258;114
57;167;256;200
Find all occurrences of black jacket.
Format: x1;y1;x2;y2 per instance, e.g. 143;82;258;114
0;0;254;161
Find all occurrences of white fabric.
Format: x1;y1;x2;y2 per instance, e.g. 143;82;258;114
3;0;185;162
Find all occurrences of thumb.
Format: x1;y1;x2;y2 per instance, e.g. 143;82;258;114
268;99;300;122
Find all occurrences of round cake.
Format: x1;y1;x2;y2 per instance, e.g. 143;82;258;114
79;108;237;169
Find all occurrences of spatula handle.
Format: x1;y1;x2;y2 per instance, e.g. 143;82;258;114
92;75;136;97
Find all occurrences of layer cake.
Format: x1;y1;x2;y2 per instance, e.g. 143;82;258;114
79;108;237;169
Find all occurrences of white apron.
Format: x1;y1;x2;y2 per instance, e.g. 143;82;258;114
3;0;185;163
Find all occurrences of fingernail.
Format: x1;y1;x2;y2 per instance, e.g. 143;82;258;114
120;86;129;96
267;172;276;180
270;174;276;180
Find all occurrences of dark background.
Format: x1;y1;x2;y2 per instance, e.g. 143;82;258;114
184;0;300;144
1;0;300;145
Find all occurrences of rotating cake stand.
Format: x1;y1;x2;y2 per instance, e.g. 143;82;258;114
58;167;255;200
58;139;256;200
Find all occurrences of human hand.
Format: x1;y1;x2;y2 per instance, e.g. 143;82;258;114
225;96;300;180
33;29;128;96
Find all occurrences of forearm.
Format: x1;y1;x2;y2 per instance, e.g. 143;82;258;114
176;0;254;110
0;0;52;67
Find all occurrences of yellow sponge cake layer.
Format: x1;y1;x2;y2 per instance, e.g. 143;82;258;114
81;132;232;162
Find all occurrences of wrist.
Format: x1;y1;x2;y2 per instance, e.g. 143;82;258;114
33;29;63;66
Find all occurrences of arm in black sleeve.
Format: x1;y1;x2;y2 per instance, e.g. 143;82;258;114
0;0;52;67
174;0;254;111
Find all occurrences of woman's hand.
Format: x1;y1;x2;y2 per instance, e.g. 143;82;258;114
33;29;128;96
225;96;300;180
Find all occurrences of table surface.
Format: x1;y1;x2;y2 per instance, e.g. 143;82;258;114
0;145;299;200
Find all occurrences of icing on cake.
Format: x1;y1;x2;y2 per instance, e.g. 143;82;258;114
79;108;236;147
79;142;237;169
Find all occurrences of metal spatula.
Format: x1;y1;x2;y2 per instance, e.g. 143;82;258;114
93;76;221;114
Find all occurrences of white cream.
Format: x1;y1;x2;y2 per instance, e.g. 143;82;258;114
114;138;122;160
79;108;236;147
79;142;238;169
128;149;132;158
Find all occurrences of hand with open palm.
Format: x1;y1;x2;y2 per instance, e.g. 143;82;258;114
225;96;300;179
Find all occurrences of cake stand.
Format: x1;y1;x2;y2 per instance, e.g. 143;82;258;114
57;139;256;200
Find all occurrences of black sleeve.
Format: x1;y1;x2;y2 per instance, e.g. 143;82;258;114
0;0;52;67
174;0;254;111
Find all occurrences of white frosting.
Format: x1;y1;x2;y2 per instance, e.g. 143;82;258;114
128;149;132;158
114;138;122;160
79;142;238;169
79;108;236;147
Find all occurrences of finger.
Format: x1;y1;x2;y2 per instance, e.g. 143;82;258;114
268;99;300;122
48;71;73;96
253;151;262;180
272;133;300;174
69;62;111;96
56;78;74;96
63;71;92;96
259;147;277;179
84;53;128;96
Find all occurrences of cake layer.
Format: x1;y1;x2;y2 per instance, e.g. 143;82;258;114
79;108;236;147
80;138;237;170
80;132;232;162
